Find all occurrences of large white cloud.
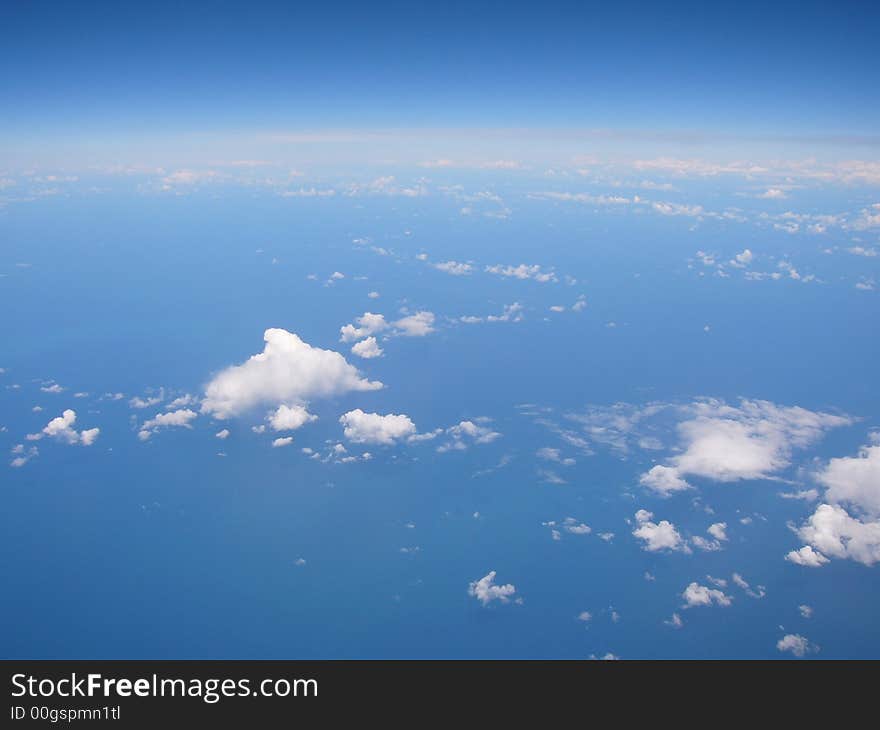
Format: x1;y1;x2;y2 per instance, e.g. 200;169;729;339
268;404;317;432
632;510;689;553
339;409;417;445
787;435;880;567
791;504;880;567
202;329;383;418
29;409;100;446
815;437;880;516
468;571;517;606
638;399;850;493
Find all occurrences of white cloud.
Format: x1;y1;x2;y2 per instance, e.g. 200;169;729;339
202;328;382;419
640;465;692;496
339;409;417;445
799;604;813;618
682;582;733;608
393;311;435;337
638;399;850;490
468;571;517;606
707;522;728;541
437;419;501;452
129;390;164;409
268;404;317;432
632;510;689;553
79;428;100;446
433;260;473;276
29;409;100;446
216;429;230;440
815;437;880;516
785;544;830;567
138;408;198;440
788;436;880;567
792;503;880;566
351;337;383;359
485;263;557;283
777;634;818;657
340;312;389;343
272;436;294;448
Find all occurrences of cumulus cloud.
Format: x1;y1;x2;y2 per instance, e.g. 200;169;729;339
351;337;383;359
777;634;818;657
272;436;294;448
393;311;435;337
340;312;389;343
638;399;850;492
787;436;880;567
216;429;230;440
791;504;880;566
640;465;692;496
785;544;831;567
682;582;733;608
268;404;317;432
339;409;417;445
707;522;728;541
138;408;198;440
436;419;502;452
340;311;435;341
815;437;880;516
632;510;689;553
468;571;517;606
29;410;100;446
202;329;382;419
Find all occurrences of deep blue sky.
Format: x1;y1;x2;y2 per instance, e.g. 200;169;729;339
2;0;879;135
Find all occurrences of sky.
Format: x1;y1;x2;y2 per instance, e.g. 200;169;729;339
1;1;879;659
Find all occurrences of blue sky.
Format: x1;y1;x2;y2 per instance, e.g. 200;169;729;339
1;1;879;659
2;0;880;138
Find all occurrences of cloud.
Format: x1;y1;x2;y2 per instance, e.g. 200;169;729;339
393;311;435;337
351;337;383;359
138;408;198;440
485;263;557;283
29;409;100;446
682;582;733;608
640;465;692;496
788;435;880;567
437;420;502;452
340;312;389;343
632;510;689;553
268;404;317;432
791;504;880;566
433;260;473;276
202;328;382;419
777;634;818;657
10;444;38;468
785;545;830;567
272;436;294;448
707;522;728;541
129;390;165;409
339;409;417;445
639;399;851;491
340;311;435;341
216;429;230;440
815;437;880;516
468;571;517;606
